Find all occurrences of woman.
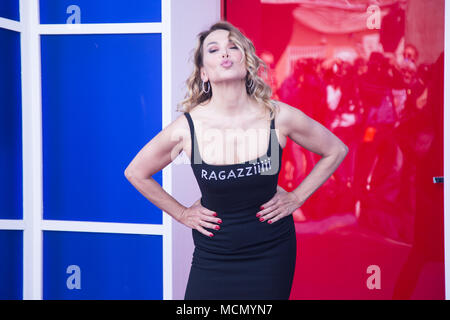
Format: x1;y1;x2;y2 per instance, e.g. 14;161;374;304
124;21;348;300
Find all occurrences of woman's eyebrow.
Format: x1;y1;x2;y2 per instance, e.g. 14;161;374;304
206;40;233;47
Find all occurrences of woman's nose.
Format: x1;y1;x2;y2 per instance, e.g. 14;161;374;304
222;48;230;57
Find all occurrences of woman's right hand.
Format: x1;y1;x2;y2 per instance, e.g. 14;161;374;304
178;199;222;237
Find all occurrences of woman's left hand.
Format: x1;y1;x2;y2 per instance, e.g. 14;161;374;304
256;185;304;224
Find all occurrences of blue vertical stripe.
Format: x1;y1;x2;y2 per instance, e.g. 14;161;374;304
0;28;22;220
0;231;23;299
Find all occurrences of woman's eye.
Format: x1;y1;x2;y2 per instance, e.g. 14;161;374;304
209;46;238;53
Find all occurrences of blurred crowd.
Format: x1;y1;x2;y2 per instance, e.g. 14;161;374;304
276;42;430;133
270;43;443;244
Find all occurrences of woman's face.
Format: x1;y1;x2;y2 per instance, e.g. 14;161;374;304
200;29;247;84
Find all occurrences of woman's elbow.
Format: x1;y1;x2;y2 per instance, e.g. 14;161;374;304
124;165;141;181
124;167;134;180
341;144;349;155
329;142;348;159
338;144;349;160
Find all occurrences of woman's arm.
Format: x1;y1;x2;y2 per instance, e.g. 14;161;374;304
124;114;189;222
278;100;348;205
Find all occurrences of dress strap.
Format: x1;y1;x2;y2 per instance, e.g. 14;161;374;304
184;112;201;165
268;111;275;157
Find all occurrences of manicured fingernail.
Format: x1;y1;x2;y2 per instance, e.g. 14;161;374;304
215;225;220;230
209;233;214;237
256;213;261;218
268;220;272;224
218;219;222;224
260;206;264;210
259;217;264;222
212;212;217;216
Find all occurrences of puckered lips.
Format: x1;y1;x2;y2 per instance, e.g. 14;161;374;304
221;59;233;68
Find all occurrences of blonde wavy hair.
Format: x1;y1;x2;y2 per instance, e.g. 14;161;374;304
176;20;278;120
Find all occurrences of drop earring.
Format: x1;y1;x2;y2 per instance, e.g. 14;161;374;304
202;80;210;94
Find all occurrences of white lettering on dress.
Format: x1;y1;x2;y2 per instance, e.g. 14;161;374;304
209;171;217;180
200;158;275;181
227;170;236;179
218;170;226;180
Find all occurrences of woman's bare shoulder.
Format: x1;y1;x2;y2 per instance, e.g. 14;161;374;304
271;99;322;139
272;99;298;116
273;99;314;120
271;100;298;134
172;105;207;151
161;111;191;151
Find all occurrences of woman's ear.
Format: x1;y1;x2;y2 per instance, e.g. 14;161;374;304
199;67;206;82
201;72;208;83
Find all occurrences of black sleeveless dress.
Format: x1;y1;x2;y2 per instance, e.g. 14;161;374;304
183;111;297;300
